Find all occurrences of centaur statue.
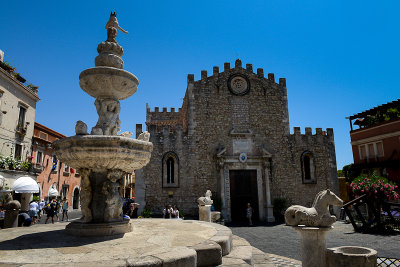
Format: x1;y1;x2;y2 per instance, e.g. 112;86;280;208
285;189;343;227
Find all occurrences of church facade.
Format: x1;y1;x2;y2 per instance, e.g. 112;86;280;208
135;59;338;222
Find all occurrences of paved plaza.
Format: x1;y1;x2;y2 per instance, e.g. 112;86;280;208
229;220;400;260
3;212;399;265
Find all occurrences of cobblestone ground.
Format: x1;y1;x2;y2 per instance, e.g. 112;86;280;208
228;221;400;261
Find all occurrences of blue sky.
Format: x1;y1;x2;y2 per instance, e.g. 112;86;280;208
1;1;399;169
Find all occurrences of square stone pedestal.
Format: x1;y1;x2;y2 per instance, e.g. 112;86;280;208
199;205;211;222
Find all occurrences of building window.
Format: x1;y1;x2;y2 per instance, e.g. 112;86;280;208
14;144;22;159
166;157;174;184
162;152;179;188
63;163;70;173
358;141;384;160
301;151;316;184
18;106;26;127
51;154;58;172
62;184;69;200
36;151;43;165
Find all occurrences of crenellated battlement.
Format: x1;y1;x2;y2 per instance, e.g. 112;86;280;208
291;127;334;137
185;59;286;86
147;106;181;114
146;123;184;135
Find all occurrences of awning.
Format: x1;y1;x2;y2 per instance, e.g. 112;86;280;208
12;176;39;193
0;174;4;188
48;187;59;197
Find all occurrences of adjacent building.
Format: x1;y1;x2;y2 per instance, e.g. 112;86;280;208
136;59;339;222
347;99;400;182
0;50;39;201
33;122;81;209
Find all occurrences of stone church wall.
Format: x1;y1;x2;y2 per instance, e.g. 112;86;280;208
135;59;338;220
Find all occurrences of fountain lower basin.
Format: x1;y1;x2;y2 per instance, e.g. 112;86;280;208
53;135;152;172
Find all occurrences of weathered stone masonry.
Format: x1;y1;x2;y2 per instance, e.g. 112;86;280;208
135;59;338;222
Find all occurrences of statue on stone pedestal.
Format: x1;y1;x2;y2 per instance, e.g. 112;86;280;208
198;190;213;206
285;189;343;227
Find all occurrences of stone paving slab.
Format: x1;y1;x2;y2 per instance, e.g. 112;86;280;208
0;219;232;266
229;221;400;260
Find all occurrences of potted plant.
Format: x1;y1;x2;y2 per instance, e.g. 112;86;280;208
13;72;26;83
27;83;39;93
0;61;15;72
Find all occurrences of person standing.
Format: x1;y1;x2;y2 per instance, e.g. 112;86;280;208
246;203;253;226
28;200;39;224
0;207;4;229
55;199;60;221
45;200;56;224
173;206;180;219
38;199;45;221
62;199;69;221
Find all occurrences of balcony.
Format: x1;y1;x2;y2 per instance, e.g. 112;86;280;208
32;163;44;173
15;123;27;136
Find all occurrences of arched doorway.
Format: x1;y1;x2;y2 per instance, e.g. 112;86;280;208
73;188;80;209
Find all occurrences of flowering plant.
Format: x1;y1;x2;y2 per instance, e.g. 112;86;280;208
350;173;399;202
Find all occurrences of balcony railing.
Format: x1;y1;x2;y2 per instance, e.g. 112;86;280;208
33;163;44;173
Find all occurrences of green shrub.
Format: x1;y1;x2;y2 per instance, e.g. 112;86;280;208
142;208;152;218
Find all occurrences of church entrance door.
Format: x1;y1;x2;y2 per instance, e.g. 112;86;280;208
229;170;259;222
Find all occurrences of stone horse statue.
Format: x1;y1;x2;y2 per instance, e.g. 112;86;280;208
198;190;213;205
284;189;343;227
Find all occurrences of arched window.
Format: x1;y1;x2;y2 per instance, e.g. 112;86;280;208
162;152;179;187
166;157;175;184
301;151;316;184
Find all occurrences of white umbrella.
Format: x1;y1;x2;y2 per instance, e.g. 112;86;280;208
0;174;4;188
48;187;59;197
12;176;39;193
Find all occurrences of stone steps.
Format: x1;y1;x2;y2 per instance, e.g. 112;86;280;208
219;235;301;267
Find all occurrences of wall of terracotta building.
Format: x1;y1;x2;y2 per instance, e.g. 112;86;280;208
351;120;400;142
32;122;81;210
351;121;400;164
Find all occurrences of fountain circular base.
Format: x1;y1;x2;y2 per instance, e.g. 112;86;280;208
65;220;133;237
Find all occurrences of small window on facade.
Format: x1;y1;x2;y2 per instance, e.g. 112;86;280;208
166;157;175;184
162;152;179;188
64;164;70;173
376;142;384;157
36;151;43;164
15;144;22;159
358;141;384;161
301;151;316;184
18;106;26;127
367;144;375;159
359;145;366;160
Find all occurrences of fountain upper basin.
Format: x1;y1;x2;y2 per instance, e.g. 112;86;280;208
53;135;152;173
79;67;139;100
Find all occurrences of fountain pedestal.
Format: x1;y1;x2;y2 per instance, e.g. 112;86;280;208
294;226;332;267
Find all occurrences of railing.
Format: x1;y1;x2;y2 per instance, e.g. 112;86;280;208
343;195;400;233
378;257;400;266
32;163;44;173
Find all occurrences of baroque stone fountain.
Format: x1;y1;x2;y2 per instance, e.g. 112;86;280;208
53;12;153;236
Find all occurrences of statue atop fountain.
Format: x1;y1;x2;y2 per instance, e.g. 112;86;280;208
53;13;153;236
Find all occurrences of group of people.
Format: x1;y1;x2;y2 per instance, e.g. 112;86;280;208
162;204;180;219
24;198;69;225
